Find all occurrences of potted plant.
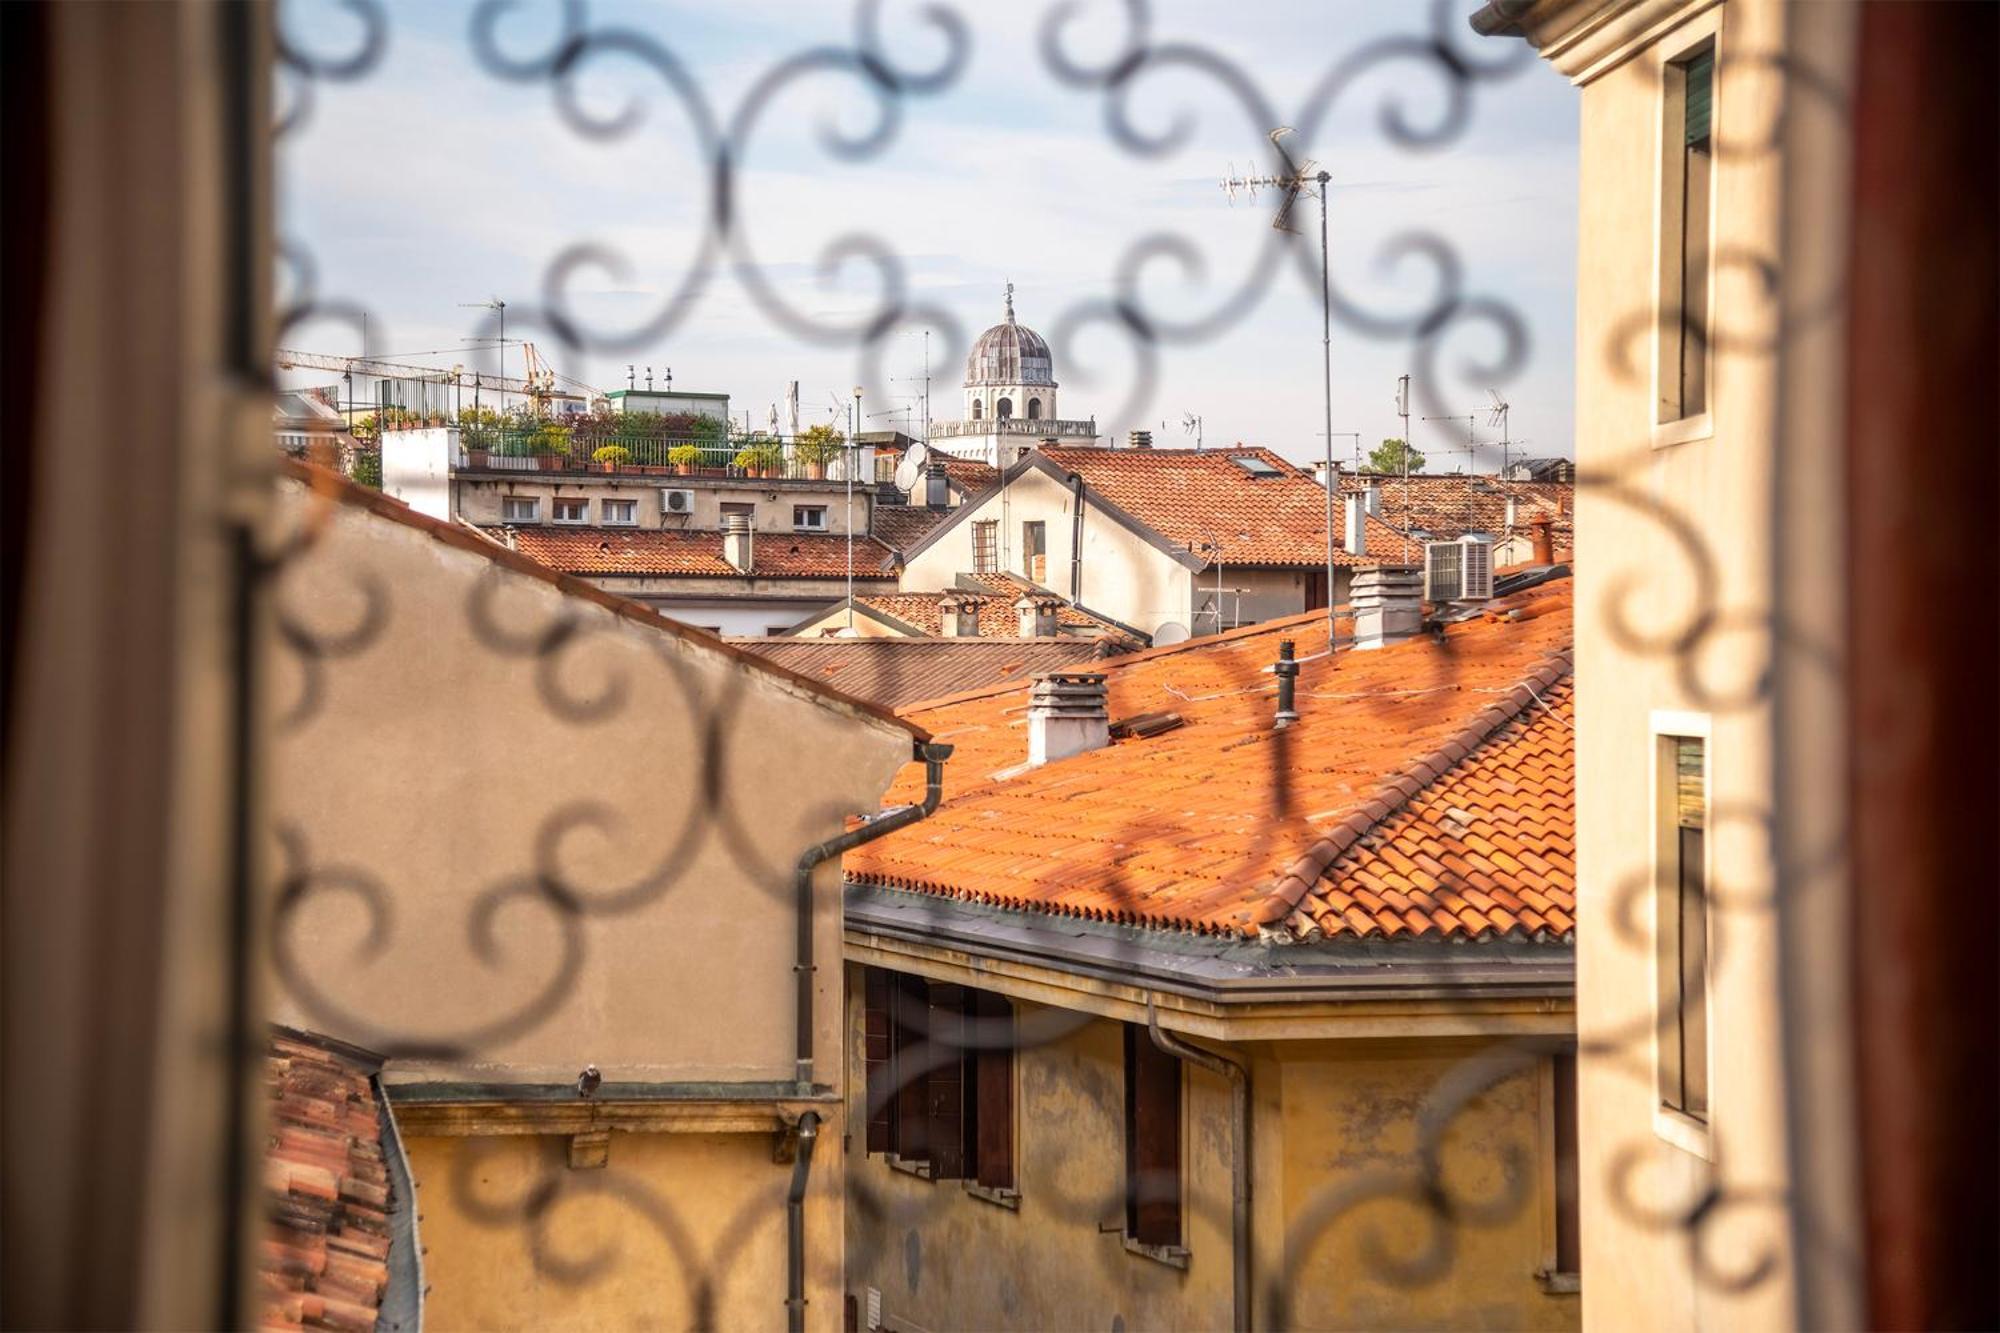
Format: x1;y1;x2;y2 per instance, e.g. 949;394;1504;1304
592;444;632;474
794;423;843;480
669;444;701;476
733;444;771;478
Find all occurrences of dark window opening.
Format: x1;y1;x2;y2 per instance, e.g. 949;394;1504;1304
1662;46;1714;422
997;397;1013;421
1026;398;1041;420
971;400;983;420
972;520;999;575
1022;521;1047;583
862;967;1015;1191
1659;735;1710;1122
1553;1049;1581;1276
1124;1024;1182;1248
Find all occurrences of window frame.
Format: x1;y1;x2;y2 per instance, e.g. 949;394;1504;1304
971;520;1000;575
1021;520;1047;582
1537;1048;1582;1293
862;968;1018;1201
1650;709;1714;1158
500;494;541;524
600;497;637;526
551;496;590;526
1123;1023;1187;1265
792;504;828;532
1652;22;1721;447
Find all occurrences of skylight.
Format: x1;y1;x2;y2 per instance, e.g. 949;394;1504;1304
1229;455;1282;477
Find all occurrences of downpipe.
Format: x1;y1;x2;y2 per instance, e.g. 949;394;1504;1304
1069;471;1087;603
783;740;951;1331
1148;996;1252;1333
783;1111;820;1333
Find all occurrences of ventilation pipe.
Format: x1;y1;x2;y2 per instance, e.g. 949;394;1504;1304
924;461;950;510
1343;492;1368;557
723;513;753;573
1148;998;1250;1333
1128;429;1153;450
1027;671;1109;766
1529;513;1556;565
1273;639;1300;728
1068;473;1086;603
1351;565;1424;649
1364;483;1382;516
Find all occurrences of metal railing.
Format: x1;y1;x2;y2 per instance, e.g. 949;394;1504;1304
449;427;869;483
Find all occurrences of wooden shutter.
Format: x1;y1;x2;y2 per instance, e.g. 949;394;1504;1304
1124;1025;1182;1247
863;968;895;1154
972;991;1015;1189
892;973;929;1163
1683;50;1714;147
925;983;969;1179
1553;1050;1581;1274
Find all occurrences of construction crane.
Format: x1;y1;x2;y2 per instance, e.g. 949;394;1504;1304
274;347;600;416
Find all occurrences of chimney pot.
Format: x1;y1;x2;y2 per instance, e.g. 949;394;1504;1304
723;513;754;573
1351;565;1424;650
1273;639;1300;728
1343;492;1367;557
1528;512;1555;565
1028;671;1109;766
938;593;979;638
1015;593;1059;638
1364;483;1382;516
924;461;950;510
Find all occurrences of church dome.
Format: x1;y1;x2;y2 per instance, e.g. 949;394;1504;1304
964;288;1055;388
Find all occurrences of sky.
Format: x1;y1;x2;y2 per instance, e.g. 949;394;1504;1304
277;0;1578;472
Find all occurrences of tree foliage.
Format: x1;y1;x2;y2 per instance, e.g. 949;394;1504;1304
1367;437;1425;474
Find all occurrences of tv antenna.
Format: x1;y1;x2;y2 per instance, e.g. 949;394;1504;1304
457;296;507;388
1182;412;1204;451
1487;389;1512;477
1423;413;1480;529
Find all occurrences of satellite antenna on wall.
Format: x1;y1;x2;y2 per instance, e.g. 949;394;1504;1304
1152;622;1191;647
892;442;928;494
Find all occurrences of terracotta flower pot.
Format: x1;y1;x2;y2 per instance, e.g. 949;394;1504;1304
805;461;827;480
675;463;694;476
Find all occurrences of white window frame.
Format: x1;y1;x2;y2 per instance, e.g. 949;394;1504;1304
1649;708;1714;1159
601;497;638;527
552;496;590;526
500;495;540;524
793;505;828;532
1651;15;1722;449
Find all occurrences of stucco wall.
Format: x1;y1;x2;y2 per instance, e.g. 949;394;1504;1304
899;469;1196;638
1189;566;1333;634
1567;0;1796;1327
455;474;874;535
404;1131;838;1332
843;989;1573;1332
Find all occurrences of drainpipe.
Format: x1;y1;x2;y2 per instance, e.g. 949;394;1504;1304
784;1111;821;1333
783;740;950;1329
793;739;952;1094
1147;996;1251;1333
1068;472;1086;603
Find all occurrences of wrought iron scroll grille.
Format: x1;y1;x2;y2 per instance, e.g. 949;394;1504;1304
262;0;1854;1323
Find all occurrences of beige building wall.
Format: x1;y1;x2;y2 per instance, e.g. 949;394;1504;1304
899;468;1199;638
1549;0;1801;1327
456;472;875;535
268;476;916;1329
844;984;1574;1332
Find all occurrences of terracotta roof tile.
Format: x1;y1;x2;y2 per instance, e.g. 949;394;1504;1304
870;505;957;551
1341;472;1574;547
842;587;1138;644
845;578;1574;944
730;637;1114;710
497;525;892;579
1040;446;1407;567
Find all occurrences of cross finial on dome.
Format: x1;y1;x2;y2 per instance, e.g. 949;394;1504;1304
1004;280;1015;323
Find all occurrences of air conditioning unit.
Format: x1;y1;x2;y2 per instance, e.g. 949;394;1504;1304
1424;535;1494;602
659;488;695;515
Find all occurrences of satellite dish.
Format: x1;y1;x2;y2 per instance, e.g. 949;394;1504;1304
906;442;927;471
893;455;921;494
1151;621;1191;646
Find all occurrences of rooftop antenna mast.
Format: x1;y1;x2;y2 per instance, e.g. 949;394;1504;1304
1221;127;1337;642
1487;389;1512;478
1422;412;1479;530
1182;412;1203;451
458;296;507;404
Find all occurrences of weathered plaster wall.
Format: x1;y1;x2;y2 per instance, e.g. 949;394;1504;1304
455;473;874;535
404;1131;839;1332
1566;0;1797;1327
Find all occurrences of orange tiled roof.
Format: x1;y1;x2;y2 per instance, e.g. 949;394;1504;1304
498;525;894;579
1340;472;1574;546
1040;445;1407;567
731;637;1114;710
262;1029;400;1331
849;587;1137;643
871;505;956;552
845;578;1574;943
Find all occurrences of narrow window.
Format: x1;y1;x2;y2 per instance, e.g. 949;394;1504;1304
972;520;999;575
1026;398;1041;420
1658;735;1709;1121
500;495;540;523
863;967;896;1154
1660;46;1714;423
969;991;1015;1190
1022;521;1047;582
892;973;930;1166
601;498;636;526
793;505;828;532
1124;1025;1182;1249
1553;1050;1581;1279
971;400;983;420
552;497;589;525
996;397;1013;421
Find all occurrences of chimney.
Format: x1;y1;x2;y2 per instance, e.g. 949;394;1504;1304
723;513;753;573
924;461;950;510
1528;512;1555;565
1504;495;1518;530
1273;639;1300;728
1343;492;1367;557
1351;565;1424;650
938;593;979;638
1015;593;1059;637
1364;483;1382;516
1028;671;1109;766
1128;430;1152;450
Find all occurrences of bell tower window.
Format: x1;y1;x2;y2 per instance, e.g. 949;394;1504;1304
972;400;982;420
997;397;1013;421
1026;398;1041;420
